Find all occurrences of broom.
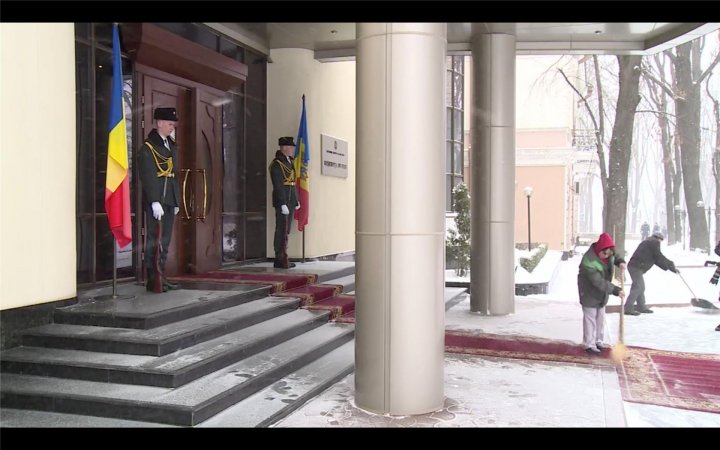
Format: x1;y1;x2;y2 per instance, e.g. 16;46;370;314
610;268;628;363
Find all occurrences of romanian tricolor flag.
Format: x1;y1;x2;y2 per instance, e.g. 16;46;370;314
104;23;132;248
293;95;310;231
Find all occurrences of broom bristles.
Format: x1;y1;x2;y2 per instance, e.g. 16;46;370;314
610;343;628;363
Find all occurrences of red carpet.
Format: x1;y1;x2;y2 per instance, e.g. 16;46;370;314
310;294;356;320
445;330;720;414
336;309;355;323
618;347;720;414
276;284;343;306
169;271;316;293
445;330;614;365
171;270;357;322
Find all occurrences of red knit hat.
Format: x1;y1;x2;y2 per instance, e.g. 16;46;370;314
596;232;615;251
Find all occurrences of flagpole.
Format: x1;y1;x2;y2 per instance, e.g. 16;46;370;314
95;22;135;302
95;241;135;301
302;230;306;263
112;244;118;297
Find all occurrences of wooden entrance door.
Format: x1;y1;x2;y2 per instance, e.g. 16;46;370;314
140;74;223;276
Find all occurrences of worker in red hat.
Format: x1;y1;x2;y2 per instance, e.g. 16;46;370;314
577;232;627;354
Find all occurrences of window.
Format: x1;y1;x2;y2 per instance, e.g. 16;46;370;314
75;23;135;284
446;56;465;211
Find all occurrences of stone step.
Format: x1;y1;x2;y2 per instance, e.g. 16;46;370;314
198;340;355;428
18;296;301;356
0;408;177;428
5;309;330;388
321;273;355;294
53;284;272;329
312;264;355;283
0;323;354;426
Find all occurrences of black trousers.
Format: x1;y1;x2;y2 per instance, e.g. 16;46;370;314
145;202;176;279
273;207;293;261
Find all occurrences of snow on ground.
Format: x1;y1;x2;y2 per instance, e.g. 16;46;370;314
443;237;720;427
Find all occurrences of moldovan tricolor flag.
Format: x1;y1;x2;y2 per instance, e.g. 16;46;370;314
293;95;310;231
104;23;132;248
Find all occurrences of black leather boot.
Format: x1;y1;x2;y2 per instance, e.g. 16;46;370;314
273;254;295;269
163;277;180;290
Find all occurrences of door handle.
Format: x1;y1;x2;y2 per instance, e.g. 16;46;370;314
181;169;192;219
196;169;207;221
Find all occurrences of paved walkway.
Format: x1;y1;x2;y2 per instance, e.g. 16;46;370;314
275;254;720;428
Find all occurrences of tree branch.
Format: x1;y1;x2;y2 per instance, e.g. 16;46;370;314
640;60;676;98
697;50;720;85
558;67;600;133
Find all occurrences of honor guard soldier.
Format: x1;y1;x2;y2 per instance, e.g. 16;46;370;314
139;107;181;292
269;136;300;268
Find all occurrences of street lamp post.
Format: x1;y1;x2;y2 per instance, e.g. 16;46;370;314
524;186;534;251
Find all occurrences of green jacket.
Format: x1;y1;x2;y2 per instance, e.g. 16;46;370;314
577;244;623;308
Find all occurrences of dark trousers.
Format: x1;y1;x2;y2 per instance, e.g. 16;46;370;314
145;202;176;281
273;207;293;262
625;266;646;312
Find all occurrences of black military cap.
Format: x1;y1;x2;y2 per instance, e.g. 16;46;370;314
278;136;295;146
154;107;179;121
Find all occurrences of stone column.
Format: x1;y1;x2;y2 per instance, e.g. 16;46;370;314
354;23;447;415
469;31;516;315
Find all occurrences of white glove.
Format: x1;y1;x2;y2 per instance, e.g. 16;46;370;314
174;207;180;215
151;202;164;220
281;205;289;215
295;201;301;210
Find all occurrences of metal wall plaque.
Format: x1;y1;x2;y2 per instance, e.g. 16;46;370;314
321;134;348;178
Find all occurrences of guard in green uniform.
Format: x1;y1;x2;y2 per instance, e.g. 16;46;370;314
269;136;299;268
138;107;181;292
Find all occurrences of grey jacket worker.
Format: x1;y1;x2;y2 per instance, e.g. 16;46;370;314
269;150;298;267
625;234;677;313
138;128;180;288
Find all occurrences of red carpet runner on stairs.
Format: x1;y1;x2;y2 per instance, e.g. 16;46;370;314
169;271;355;319
170;271;317;293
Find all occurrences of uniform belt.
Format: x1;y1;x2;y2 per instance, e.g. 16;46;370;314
157;173;175;178
283;181;294;186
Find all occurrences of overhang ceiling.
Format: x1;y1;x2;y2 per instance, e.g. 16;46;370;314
205;22;720;61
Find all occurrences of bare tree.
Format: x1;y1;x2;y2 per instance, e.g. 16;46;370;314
605;55;643;256
643;51;681;244
644;37;720;250
707;72;720;243
559;55;641;256
676;38;719;250
559;56;608;222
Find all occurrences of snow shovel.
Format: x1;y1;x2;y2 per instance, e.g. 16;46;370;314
677;272;719;310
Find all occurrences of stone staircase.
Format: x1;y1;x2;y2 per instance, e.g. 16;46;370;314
0;265;357;427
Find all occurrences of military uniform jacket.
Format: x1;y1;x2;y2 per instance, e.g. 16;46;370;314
269;151;298;209
138;129;180;207
577;244;623;308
